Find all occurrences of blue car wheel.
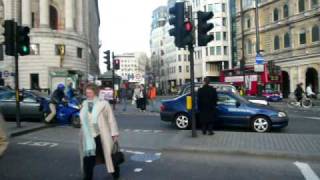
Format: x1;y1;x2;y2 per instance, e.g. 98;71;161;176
175;113;190;130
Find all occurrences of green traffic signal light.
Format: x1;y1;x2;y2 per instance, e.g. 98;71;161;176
22;46;29;53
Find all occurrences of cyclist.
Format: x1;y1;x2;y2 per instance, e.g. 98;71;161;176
306;84;317;99
294;83;304;103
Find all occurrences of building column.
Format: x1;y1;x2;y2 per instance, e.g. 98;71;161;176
65;0;74;31
21;0;31;26
76;0;84;34
39;0;49;28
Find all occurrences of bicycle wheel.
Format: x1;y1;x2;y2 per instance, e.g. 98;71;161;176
302;99;312;108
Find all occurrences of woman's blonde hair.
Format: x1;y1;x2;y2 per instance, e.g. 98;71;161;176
85;83;100;95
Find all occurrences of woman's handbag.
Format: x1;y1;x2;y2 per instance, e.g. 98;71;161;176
112;141;125;165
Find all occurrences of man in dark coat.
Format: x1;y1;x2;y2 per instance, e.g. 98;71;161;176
197;77;218;135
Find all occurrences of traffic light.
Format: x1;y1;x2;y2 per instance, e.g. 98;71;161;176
197;11;214;46
168;2;192;48
2;20;16;56
16;26;30;56
113;59;120;70
104;50;111;70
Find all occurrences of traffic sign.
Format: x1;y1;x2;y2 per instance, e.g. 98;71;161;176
255;53;264;65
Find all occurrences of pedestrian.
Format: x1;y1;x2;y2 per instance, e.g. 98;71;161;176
80;83;120;180
138;84;147;112
0;114;8;158
306;84;317;99
45;84;67;123
148;83;157;112
133;85;141;109
197;77;218;135
294;83;304;102
120;83;128;111
67;82;75;100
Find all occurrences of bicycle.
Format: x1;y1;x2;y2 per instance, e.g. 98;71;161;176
287;94;312;108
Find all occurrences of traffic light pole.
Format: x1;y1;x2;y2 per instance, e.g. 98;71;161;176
14;22;21;128
188;44;197;138
112;52;116;110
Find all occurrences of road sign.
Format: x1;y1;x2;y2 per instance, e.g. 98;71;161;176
254;64;264;72
255;53;264;65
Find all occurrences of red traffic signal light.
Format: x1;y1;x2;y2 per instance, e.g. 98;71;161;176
113;59;120;70
185;21;193;32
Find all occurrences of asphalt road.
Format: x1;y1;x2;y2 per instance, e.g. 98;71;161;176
1;126;320;180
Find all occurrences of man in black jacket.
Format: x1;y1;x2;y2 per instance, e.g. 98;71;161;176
197;77;218;135
45;84;66;123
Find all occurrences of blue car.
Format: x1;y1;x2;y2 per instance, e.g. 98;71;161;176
160;91;288;133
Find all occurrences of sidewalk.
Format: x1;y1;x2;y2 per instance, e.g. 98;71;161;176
5;122;49;137
164;131;320;161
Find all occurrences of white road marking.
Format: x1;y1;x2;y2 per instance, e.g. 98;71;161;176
145;160;153;163
134;168;143;173
121;129;163;134
155;152;162;156
294;161;320;180
305;117;320;120
125;150;145;155
18;141;58;148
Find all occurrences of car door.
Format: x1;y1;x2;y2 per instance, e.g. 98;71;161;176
216;93;249;127
0;92;17;119
21;93;41;120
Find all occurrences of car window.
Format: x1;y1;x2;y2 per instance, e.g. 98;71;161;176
23;93;37;103
217;94;237;106
0;92;15;101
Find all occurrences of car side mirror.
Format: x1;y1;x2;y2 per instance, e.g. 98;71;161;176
236;101;241;107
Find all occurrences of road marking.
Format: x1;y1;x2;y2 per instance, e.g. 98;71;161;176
18;141;58;148
145;160;153;163
122;129;163;134
305;117;320;120
294;162;320;180
134;168;143;173
155;152;162;156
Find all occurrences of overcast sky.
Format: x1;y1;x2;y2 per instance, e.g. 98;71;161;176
98;0;167;72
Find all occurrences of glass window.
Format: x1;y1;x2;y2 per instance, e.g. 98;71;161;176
216;32;221;41
216;46;222;55
274;36;280;50
284;33;291;48
179;66;182;72
0;44;3;61
206;47;209;56
222;3;226;12
178;55;181;61
77;48;82;58
299;0;305;13
210;47;215;55
312;25;320;42
0;92;15;101
224;46;228;55
213;3;222;12
208;4;213;11
311;0;318;8
273;8;279;21
30;44;40;55
217;94;237;106
247;40;252;54
184;55;187;61
23;93;37;103
222;18;227;26
283;4;289;18
246;17;251;29
223;32;227;40
186;65;189;73
299;31;306;45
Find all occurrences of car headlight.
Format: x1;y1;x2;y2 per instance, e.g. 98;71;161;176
278;112;287;117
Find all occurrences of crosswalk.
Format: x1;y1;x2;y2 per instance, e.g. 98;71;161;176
121;129;163;134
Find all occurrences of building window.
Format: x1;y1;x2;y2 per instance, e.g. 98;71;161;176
208;4;213;11
184;55;187;61
216;46;222;55
205;47;209;56
246;17;251;29
31;12;36;28
222;17;227;26
299;31;306;45
274;36;280;50
77;48;83;58
222;3;226;12
273;8;279;21
311;0;318;8
0;45;3;61
223;46;228;55
223;32;227;40
284;33;291;48
50;5;58;30
179;66;182;73
178;55;181;61
312;25;320;42
30;44;40;55
298;0;305;13
55;44;65;55
247;40;252;54
283;4;289;18
210;47;215;55
216;32;221;40
186;65;189;73
179;79;182;85
30;74;39;89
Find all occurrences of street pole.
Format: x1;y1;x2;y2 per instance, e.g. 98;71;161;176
14;21;21;128
112;52;116;110
255;0;263;96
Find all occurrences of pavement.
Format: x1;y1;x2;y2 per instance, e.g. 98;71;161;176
5;121;49;137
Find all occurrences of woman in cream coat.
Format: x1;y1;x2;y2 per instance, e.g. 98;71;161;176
80;84;120;180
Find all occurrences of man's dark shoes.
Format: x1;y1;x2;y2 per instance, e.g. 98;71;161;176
208;131;214;135
202;131;207;135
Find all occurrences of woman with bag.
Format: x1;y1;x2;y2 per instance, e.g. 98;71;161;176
80;84;122;180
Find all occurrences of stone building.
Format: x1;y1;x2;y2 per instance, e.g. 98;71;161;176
235;0;320;96
0;0;100;91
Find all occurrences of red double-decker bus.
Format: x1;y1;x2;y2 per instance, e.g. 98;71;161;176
220;63;283;99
